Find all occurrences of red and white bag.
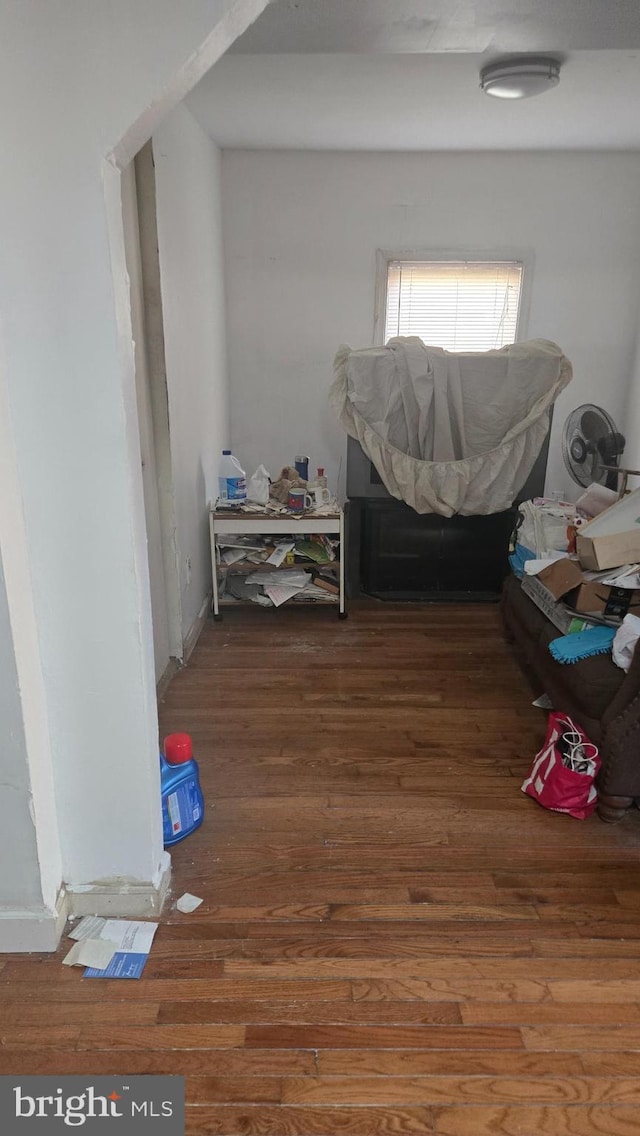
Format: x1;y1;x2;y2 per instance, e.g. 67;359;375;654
521;711;601;820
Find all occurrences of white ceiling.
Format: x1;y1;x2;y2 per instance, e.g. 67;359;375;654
231;0;640;54
186;1;640;150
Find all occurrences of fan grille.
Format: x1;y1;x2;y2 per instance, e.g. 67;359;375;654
562;404;622;489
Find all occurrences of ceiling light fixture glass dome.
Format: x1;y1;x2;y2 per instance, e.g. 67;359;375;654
480;56;561;99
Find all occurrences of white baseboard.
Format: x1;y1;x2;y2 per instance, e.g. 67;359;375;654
156;657;180;699
0;889;69;953
156;595;210;701
66;853;172;919
0;856;172;951
182;593;211;663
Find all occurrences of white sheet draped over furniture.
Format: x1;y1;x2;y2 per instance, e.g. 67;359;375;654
330;337;572;516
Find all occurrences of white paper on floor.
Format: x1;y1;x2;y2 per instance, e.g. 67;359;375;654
62;938;116;970
532;693;554;709
68;915;107;941
176;893;204;913
66;915;159;979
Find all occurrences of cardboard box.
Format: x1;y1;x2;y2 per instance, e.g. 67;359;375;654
535;558;584;599
576;487;640;570
521;574;594;635
571;581;640;620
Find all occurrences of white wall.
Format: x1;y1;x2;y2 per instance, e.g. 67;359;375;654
222;150;640;501
154;104;230;641
0;552;43;908
622;325;640;477
0;0;269;945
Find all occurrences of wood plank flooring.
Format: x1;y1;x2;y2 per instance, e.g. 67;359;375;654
3;600;640;1134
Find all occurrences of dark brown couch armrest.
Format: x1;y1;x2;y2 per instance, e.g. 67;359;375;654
599;640;640;801
602;636;640;727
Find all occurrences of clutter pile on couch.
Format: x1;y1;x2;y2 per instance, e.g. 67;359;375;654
502;489;640;822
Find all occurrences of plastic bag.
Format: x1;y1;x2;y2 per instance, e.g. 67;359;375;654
521;711;600;819
515;499;577;558
612;613;640;672
246;465;271;505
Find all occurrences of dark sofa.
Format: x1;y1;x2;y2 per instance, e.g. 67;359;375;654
501;573;640;822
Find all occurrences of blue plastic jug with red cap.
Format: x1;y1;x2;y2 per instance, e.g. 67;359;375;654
160;733;205;847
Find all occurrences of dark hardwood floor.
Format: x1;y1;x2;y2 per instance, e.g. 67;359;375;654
3;600;640;1134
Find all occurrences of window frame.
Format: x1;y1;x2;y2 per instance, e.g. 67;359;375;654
373;248;534;350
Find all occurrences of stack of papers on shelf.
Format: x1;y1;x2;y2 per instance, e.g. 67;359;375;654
224;564;339;606
266;541;295;567
217;536;265;568
221;547;251;566
245;569;310;587
264;584;306;607
226;575;273;606
294;582;335;601
294;541;330;564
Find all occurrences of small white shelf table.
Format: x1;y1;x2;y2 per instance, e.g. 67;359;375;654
209;504;346;619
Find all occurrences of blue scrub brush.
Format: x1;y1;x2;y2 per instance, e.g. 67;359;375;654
549;625;616;664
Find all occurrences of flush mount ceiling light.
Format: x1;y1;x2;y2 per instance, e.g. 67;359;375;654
480;56;561;100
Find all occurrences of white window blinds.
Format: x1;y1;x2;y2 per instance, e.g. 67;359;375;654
384;260;523;352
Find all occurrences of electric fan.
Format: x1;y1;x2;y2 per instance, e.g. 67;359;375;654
562;404;626;491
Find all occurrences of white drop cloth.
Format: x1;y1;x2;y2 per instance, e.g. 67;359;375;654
330;337;572;516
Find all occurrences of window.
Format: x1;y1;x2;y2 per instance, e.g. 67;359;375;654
382;258;524;352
